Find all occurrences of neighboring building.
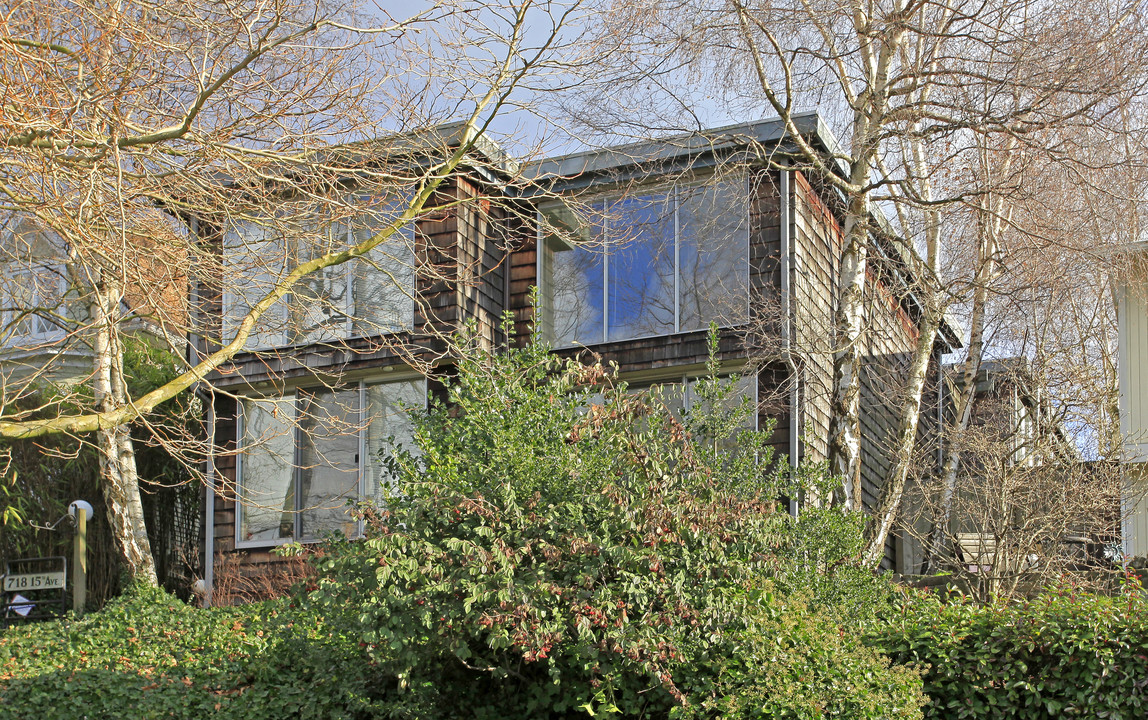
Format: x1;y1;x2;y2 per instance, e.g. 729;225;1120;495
1117;246;1148;559
0;216;188;386
943;358;1070;470
899;358;1110;583
195;114;959;594
0;217;198;604
0;219;90;386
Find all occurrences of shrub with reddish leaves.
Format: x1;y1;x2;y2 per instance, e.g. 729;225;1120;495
304;329;923;719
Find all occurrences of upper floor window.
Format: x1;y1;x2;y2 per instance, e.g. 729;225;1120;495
236;376;424;546
0;222;78;351
222;197;416;351
2;261;70;346
539;177;750;347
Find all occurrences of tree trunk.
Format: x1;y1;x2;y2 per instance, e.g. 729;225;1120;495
925;277;987;568
92;274;157;586
925;187;1004;570
827;175;871;510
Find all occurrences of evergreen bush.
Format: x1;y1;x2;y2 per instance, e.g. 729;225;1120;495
303;332;924;718
872;583;1148;719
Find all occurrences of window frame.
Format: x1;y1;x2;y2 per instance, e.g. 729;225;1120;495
2;260;70;348
221;200;417;353
625;370;760;432
234;374;427;549
537;174;752;348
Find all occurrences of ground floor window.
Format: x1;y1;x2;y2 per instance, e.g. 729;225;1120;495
627;373;758;427
235;376;424;546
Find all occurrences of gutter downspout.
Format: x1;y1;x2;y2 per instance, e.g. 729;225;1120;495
937;346;944;473
502;208;513;349
779;167;800;516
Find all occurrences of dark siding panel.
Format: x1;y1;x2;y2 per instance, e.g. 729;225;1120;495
792;170;939;571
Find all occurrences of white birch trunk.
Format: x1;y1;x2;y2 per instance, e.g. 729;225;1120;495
859;112;945;567
828;199;869;510
92;273;157;586
826;2;906;510
926;173;1006;568
925;275;988;567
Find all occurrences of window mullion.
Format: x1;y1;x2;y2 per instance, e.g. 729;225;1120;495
236;402;246;543
293;390;302;540
602;206;609;343
673;188;680;334
345;225;354;338
535;212;545;341
744;174;752;325
358;381;367;537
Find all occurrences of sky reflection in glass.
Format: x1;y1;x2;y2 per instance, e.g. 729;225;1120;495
543;177;749;346
606;193;676;341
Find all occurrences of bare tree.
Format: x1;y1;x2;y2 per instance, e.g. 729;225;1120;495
567;0;1148;566
921;122;1148;571
0;0;590;583
905;367;1124;602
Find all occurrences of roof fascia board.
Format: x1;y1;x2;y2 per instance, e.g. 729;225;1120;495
210;121;516;205
520;112;840;195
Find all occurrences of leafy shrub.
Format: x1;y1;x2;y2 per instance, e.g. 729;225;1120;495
304;333;924;719
871;584;1148;719
686;586;925;720
0;584;382;719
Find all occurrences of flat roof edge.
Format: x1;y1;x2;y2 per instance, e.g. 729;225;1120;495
523;112;835;185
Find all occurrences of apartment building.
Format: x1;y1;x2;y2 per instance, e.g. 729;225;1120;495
193;114;958;586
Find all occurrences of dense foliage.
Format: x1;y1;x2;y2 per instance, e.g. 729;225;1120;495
872;583;1148;719
0;585;380;720
2;332;928;719
303;334;924;718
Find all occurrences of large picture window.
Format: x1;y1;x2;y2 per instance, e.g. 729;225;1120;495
236;377;424;545
540;178;750;347
222;198;416;351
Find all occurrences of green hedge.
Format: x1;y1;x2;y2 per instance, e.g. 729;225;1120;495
1;582;920;720
872;586;1148;719
0;586;382;720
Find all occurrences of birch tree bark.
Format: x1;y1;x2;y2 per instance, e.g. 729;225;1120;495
91;272;157;584
924;185;1004;568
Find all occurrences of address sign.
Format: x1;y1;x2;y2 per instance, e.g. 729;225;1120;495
4;572;65;592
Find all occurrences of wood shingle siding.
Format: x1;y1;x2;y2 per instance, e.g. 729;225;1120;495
790;169;941;569
201;176;510;575
791;170;840;470
198;120;955;581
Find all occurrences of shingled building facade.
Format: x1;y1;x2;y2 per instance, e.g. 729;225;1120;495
192;114;956;597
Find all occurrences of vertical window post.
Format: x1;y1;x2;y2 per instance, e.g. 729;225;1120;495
673;187;680;334
601;204;609;344
345;225;355;338
357;380;367;537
